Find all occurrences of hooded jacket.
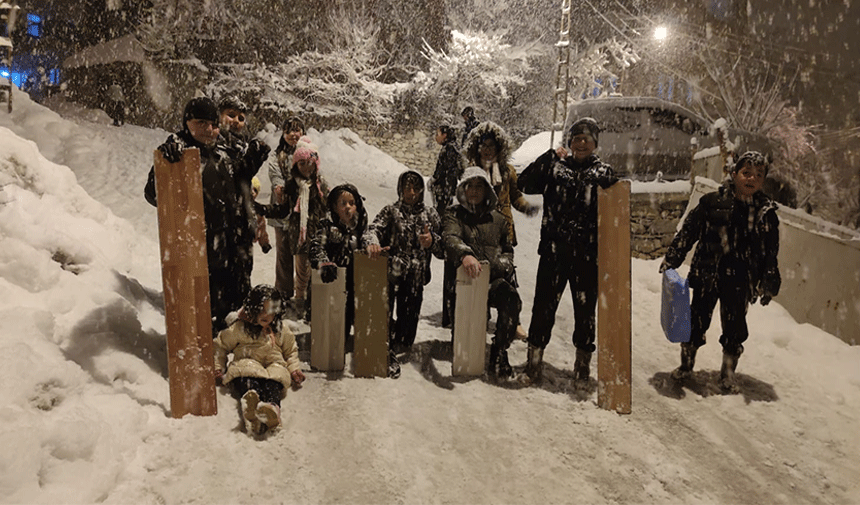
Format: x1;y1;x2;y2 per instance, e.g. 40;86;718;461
664;181;781;300
463;121;535;245
310;184;369;270
430;136;464;213
364;170;444;285
443;167;515;284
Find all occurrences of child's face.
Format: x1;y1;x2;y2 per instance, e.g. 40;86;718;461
569;133;596;161
284;127;304;147
464;179;486;206
434;129;446;145
335;191;357;225
732;163;766;201
186;118;220;146
478;138;498;162
256;300;276;328
296;158;316;178
401;182;421;206
219;107;246;133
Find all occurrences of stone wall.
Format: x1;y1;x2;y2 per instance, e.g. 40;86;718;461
352;125;439;176
630;191;690;260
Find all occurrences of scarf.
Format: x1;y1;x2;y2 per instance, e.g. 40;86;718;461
482;159;503;187
296;179;311;246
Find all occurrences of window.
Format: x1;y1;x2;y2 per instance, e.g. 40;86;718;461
27;13;42;38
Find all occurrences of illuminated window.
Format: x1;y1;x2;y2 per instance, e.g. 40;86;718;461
27;13;42;38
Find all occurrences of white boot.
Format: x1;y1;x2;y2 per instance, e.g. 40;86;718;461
256;402;282;432
241;390;261;435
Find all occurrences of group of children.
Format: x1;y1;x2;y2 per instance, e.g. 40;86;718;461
148;97;781;436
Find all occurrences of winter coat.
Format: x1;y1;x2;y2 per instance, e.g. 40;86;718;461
518;148;618;256
309;184;369;270
266;145;296;229
364;170;444;285
259;162;329;255
463;121;534;246
430;138;464;212
144;130;256;269
663;181;781;300
443;167;515;284
221;130;272;249
214;320;301;390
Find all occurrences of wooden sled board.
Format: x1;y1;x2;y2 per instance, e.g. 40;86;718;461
597;180;632;414
310;266;347;371
352;252;389;378
452;262;489;376
153;148;217;418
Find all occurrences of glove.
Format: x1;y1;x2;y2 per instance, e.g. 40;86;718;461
760;295;772;306
247;139;271;168
157;141;183;163
320;263;338;284
658;260;669;274
524;203;541;217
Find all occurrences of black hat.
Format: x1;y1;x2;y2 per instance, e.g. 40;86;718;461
183;97;219;124
733;151;770;174
461;106;474;117
218;95;248;113
566;117;600;147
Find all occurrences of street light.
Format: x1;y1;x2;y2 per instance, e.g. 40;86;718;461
654;25;668;41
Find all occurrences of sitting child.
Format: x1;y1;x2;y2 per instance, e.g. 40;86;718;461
309;183;369;340
443;167;523;379
365;170;444;378
214;285;306;436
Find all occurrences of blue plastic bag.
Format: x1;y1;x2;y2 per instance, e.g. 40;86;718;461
661;268;691;343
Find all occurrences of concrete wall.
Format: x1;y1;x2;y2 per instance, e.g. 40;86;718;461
687;178;860;346
353;125;438;176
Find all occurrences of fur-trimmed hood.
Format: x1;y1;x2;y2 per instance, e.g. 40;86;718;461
464;121;513;166
455;166;498;214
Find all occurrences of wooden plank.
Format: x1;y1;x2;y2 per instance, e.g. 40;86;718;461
597;180;632;414
452;263;489;376
352;252;389;378
153;148;217;418
310;266;347;371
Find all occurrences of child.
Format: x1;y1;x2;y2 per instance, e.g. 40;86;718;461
214;285;306;436
309;184;369;340
517;117;618;385
429;124;464;328
255;137;329;320
443;167;522;379
660;151;781;392
365;170;444;378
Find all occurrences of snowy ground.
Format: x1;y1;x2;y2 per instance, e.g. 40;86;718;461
1;89;859;505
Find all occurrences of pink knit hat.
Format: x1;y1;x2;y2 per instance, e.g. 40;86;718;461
292;136;320;172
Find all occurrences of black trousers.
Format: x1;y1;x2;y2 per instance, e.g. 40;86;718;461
388;272;425;353
488;278;522;349
210;264;247;337
527;242;598;353
690;259;750;356
231;377;284;406
441;259;457;327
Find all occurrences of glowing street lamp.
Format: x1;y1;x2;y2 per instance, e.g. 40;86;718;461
654;25;668;41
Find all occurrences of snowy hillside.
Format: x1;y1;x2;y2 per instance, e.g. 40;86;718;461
0;90;858;505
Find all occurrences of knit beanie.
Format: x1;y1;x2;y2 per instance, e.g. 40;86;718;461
566;117;600;147
292;136;320;172
183;97;219;124
733;151;769;175
218;95;248;113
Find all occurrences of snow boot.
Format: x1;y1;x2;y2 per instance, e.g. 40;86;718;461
497;347;513;379
522;345;544;385
719;348;742;393
573;348;592;383
487;341;500;378
256;402;281;432
241;390;261;435
671;342;698;380
388;350;401;379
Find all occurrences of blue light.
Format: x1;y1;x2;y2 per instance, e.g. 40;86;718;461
0;68;9;78
27;13;42;38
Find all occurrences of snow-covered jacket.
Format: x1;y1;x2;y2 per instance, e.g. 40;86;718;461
443;167;515;284
663;181;781;300
309;184;369;270
221;130;271;249
144;130;255;269
463;121;535;246
430;138;464;213
364;170;444;285
214;320;301;390
518;148;618;256
266;144;296;229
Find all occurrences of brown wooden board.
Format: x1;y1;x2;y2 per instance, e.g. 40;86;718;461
597;180;632;414
352;252;389;378
452;263;489;376
153;148;217;418
310;266;347;371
